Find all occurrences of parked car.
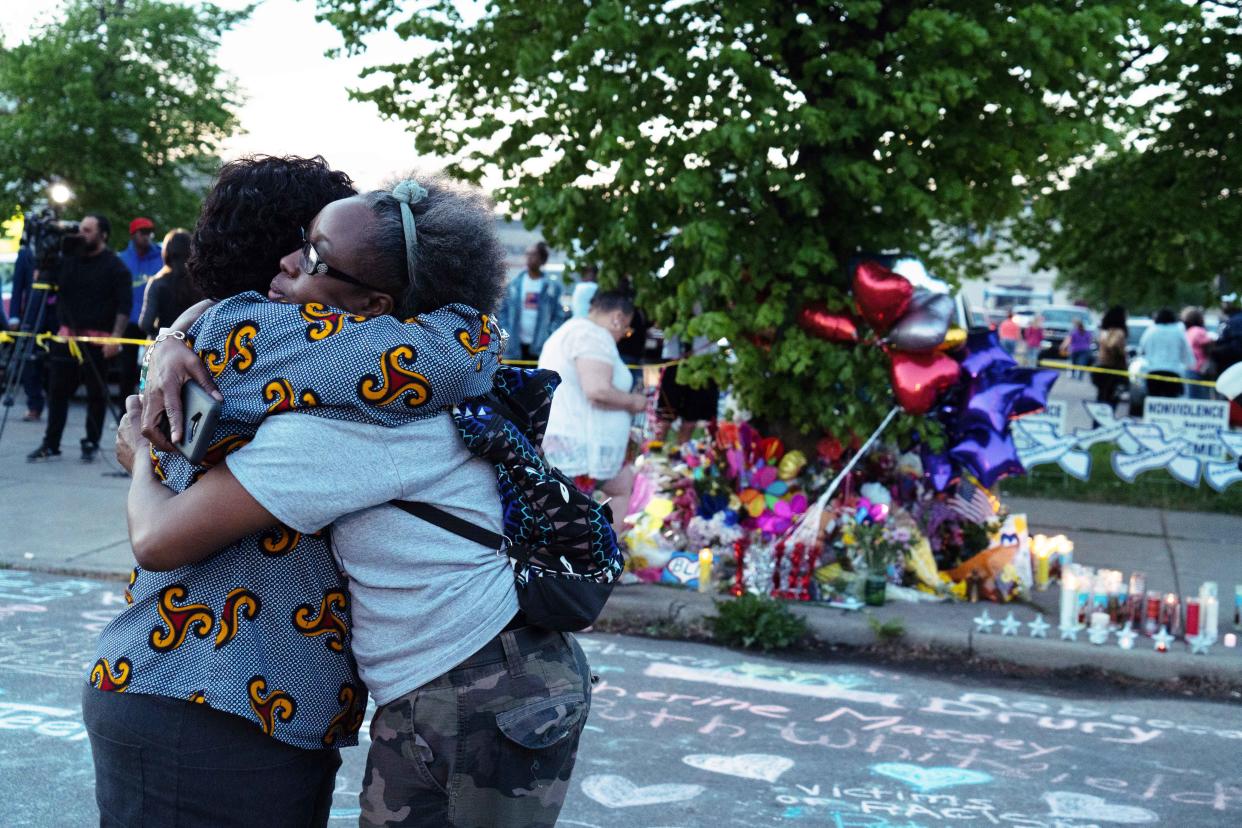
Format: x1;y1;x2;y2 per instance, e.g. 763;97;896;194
1125;317;1153;362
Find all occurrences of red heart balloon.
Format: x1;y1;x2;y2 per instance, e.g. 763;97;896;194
797;304;859;344
889;350;961;414
853;261;913;333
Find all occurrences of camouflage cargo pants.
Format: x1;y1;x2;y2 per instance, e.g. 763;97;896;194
361;627;592;827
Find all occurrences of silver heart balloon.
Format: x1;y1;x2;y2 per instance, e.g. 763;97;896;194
887;288;954;352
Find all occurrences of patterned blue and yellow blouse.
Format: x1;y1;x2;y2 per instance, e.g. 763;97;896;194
88;293;503;750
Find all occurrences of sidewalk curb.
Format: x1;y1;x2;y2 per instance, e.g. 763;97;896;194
0;561;130;582
598;585;1242;688
6;566;1238;689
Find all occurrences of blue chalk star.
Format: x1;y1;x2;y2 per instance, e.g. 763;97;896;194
1028;614;1050;638
1059;623;1082;642
973;609;995;634
1000;611;1021;636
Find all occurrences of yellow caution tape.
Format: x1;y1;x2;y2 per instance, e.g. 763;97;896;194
3;330;153;347
483;357;687;371
1037;359;1217;388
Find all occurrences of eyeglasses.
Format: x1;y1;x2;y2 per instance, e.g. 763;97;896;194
300;226;369;289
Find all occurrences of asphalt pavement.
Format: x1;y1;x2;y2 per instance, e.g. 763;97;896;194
3;570;1240;827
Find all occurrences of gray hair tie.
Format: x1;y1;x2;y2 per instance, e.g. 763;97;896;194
391;179;428;282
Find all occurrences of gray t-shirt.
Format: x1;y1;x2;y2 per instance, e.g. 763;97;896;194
228;412;518;706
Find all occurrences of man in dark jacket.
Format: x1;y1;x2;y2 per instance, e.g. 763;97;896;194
28;214;131;462
1212;302;1242;376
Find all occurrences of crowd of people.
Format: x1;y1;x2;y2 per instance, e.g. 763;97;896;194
4;201;715;528
992;301;1242;408
1093;303;1242;406
7;215;203;462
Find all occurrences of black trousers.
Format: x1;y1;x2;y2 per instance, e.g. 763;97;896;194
1147;370;1184;398
83;685;341;828
43;342;109;450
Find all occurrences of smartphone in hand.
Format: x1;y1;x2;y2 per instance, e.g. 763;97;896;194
156;383;222;465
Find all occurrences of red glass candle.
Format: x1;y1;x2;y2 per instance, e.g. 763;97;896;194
1185;598;1201;638
1143;591;1161;636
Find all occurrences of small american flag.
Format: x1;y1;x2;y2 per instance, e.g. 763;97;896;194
949;479;996;524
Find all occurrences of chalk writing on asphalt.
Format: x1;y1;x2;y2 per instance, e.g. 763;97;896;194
0;701;89;742
0;571;98;603
1;575;1239;827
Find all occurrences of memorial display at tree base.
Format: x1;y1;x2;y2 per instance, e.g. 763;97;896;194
617;261;1241;658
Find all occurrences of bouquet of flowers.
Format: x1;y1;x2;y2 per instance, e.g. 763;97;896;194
844;511;913;575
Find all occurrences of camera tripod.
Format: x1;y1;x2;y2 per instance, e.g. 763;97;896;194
0;275;54;448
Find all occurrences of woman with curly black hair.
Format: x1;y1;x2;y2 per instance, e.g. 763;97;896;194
188;154;357;299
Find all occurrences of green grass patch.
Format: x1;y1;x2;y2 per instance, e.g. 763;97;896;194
1001;443;1242;514
707;594;808;652
867;616;906;642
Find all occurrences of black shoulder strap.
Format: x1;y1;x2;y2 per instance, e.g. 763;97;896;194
389;500;506;550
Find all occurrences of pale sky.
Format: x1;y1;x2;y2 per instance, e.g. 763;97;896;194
1;0;457;190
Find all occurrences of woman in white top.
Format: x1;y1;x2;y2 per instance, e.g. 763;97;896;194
538;290;646;530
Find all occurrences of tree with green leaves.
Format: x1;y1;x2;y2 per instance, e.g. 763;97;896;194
319;0;1185;439
1022;2;1240;313
0;0;249;233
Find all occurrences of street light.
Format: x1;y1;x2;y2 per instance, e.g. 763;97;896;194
49;183;73;205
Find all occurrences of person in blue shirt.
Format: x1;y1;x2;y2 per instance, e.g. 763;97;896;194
1138;307;1195;398
498;241;567;360
116;217;164;399
5;240;55;419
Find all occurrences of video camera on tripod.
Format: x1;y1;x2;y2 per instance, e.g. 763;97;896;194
0;207;87;445
23;207;85;273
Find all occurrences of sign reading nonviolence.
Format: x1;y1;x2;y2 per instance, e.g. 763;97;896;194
1142;398;1230;460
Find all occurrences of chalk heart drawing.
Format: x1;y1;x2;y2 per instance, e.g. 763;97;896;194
681;753;794;784
580;774;705;809
1044;792;1158;824
872;763;992;793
